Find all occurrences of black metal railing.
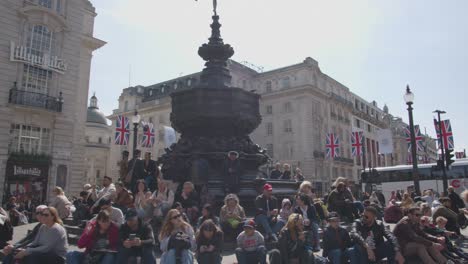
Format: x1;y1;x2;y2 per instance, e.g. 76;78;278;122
9;87;63;112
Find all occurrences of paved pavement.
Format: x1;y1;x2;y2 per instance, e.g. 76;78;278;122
7;223;468;264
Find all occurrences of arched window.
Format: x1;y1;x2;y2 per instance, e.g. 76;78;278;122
28;25;54;56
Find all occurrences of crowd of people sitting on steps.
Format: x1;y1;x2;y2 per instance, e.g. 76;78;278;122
0;150;467;264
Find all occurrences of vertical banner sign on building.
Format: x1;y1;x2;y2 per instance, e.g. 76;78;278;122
325;133;340;158
163;126;177;148
351;131;364;157
434;119;455;149
115;115;130;145
141;122;155;148
377;129;394;154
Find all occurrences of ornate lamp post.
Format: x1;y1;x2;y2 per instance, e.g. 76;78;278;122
131;110;141;158
404;85;420;195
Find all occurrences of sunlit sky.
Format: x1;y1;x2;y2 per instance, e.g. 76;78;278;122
89;0;468;152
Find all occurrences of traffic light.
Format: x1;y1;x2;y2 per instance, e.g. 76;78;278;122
432;160;444;171
445;149;455;169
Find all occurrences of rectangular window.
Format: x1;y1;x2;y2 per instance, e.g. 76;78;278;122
356;119;361;128
266;105;273;114
284;102;292;113
9;124;50;154
281;77;290;89
265;81;272;92
242;80;247;88
266;144;274;157
266;122;273;135
39;0;52;8
367;124;372;133
284;119;292;133
56;0;61;13
22;65;52;94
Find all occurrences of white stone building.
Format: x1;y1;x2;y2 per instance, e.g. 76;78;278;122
85;94;112;185
109;58;432;194
0;0;105;203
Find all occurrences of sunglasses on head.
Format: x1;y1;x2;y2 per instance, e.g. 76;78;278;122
171;214;182;220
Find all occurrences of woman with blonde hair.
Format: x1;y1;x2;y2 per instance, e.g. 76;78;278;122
159;209;196;264
219;193;245;241
7;207;68;264
269;213;315;264
49;187;71;220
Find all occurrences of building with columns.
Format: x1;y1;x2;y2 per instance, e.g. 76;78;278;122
109;58;435;194
0;0;105;203
85;94;112;185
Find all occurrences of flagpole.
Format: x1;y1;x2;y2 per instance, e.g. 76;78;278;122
434;110;448;195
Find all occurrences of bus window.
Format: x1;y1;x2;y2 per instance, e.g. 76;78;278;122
450;166;465;179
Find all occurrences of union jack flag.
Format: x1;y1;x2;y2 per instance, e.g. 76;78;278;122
325;133;340;158
434;119;454;150
456;151;466;159
114;115;130;145
141;122;155;148
351;131;363;157
404;125;424;152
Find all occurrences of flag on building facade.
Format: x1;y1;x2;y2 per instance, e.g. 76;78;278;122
434;119;455;149
377;129;393;154
163;126;177;148
351;131;363;156
325;133;340;158
114;115;130;145
404;125;424;152
141;122;155;148
456;151;466;159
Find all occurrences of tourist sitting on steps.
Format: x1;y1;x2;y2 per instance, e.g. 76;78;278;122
235;219;267;264
66;210;118;264
220;193;245;241
3;207;68;264
294;193;320;252
322;212;357;264
254;183;280;242
159;209;196;264
92;198;124;227
117;209;156;264
196;219;224;264
175;181;200;225
196;203;220;231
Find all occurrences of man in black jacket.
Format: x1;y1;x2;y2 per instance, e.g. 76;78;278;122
351;207;404;264
270;163;282;179
125;149;145;193
117;209;156;264
255;184;279;241
322;212;357;264
143;152;159;192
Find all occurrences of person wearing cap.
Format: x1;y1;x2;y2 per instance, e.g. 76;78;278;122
117;209;156;264
223;151;242;194
254;183;280;242
2;205;46;259
351;206;404;264
322;212;357;264
90;176;116;214
93;198;124;227
235;219;266;264
270;163;282;180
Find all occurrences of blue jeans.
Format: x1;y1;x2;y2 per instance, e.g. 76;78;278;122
160;248;193;264
66;251;115;264
116;245;156;264
272;219;286;234
235;246;267;264
328;248;358;264
311;222;320;250
255;214;282;235
355;241;395;264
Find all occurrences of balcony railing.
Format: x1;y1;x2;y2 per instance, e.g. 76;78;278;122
9;87;63;112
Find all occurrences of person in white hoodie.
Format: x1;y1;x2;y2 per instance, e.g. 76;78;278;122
274;198;293;233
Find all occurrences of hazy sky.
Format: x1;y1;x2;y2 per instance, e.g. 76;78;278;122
89;0;468;152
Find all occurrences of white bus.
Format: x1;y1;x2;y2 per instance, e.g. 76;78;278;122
361;159;468;202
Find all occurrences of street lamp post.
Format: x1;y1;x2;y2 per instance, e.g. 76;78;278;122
433;109;448;195
132;110;141;158
404;85;420;195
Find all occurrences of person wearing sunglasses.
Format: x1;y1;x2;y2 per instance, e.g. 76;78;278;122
117;208;156;264
196;219;223;264
5;207;68;264
393;207;448;264
2;205;47;261
159;209;196;264
351;206;404;264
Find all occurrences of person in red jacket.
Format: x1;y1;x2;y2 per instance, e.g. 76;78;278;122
66;210;119;264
